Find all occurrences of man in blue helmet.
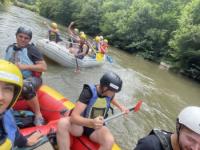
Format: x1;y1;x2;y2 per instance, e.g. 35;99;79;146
57;71;129;150
5;27;47;126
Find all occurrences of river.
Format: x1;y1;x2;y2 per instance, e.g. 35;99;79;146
0;5;199;150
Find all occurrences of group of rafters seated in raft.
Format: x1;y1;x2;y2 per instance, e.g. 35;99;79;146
46;21;109;60
0;25;200;150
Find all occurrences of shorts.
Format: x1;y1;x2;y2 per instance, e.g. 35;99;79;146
21;77;42;100
83;127;95;137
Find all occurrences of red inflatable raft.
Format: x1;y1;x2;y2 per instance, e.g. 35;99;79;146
13;85;121;150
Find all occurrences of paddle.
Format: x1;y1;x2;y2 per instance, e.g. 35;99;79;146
86;41;104;62
104;100;143;124
106;55;113;63
75;56;80;73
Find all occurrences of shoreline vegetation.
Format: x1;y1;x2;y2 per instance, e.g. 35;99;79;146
0;0;11;5
2;0;200;82
13;0;39;12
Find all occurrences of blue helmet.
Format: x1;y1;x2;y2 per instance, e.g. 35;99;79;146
16;27;32;39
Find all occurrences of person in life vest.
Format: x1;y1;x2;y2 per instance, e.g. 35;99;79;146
0;59;43;149
48;22;62;43
74;33;89;59
4;27;47;126
93;36;101;52
57;72;129;150
134;106;200;150
69;33;89;59
100;39;109;54
67;21;80;48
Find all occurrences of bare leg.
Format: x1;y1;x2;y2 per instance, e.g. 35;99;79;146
75;58;80;73
90;126;114;150
57;117;83;150
69;47;77;54
27;95;42;118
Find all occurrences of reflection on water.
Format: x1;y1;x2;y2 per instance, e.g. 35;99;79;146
0;6;199;150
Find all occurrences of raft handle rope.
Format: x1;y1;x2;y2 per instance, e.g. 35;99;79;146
40;108;68;115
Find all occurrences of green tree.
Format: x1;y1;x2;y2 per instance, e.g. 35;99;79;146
71;0;103;35
0;0;11;5
169;0;200;80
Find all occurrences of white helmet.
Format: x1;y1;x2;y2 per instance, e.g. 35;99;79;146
99;36;104;40
178;106;200;135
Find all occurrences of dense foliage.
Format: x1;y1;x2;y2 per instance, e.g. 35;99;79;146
0;0;12;5
169;0;200;80
15;0;200;81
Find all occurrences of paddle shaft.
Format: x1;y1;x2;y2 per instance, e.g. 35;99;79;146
75;57;80;72
87;40;97;54
104;100;142;123
104;106;134;123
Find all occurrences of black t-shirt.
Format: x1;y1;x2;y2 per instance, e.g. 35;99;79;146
134;132;173;150
134;134;164;150
78;84;93;104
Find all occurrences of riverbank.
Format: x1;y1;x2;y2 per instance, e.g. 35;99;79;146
13;0;39;12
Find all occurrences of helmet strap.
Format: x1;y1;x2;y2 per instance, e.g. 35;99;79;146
7;87;19;110
176;119;181;135
176;119;184;148
99;85;109;97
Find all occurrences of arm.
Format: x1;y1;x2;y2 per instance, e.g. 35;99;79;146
70;102;93;128
70;102;104;129
16;60;47;72
16;45;47;72
67;22;80;42
111;99;128;113
67;22;74;35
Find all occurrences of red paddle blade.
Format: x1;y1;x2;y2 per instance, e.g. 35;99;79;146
134;100;143;112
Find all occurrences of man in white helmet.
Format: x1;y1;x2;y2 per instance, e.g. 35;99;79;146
134;106;200;150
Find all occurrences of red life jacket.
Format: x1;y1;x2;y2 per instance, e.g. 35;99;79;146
32;71;42;78
100;43;108;54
